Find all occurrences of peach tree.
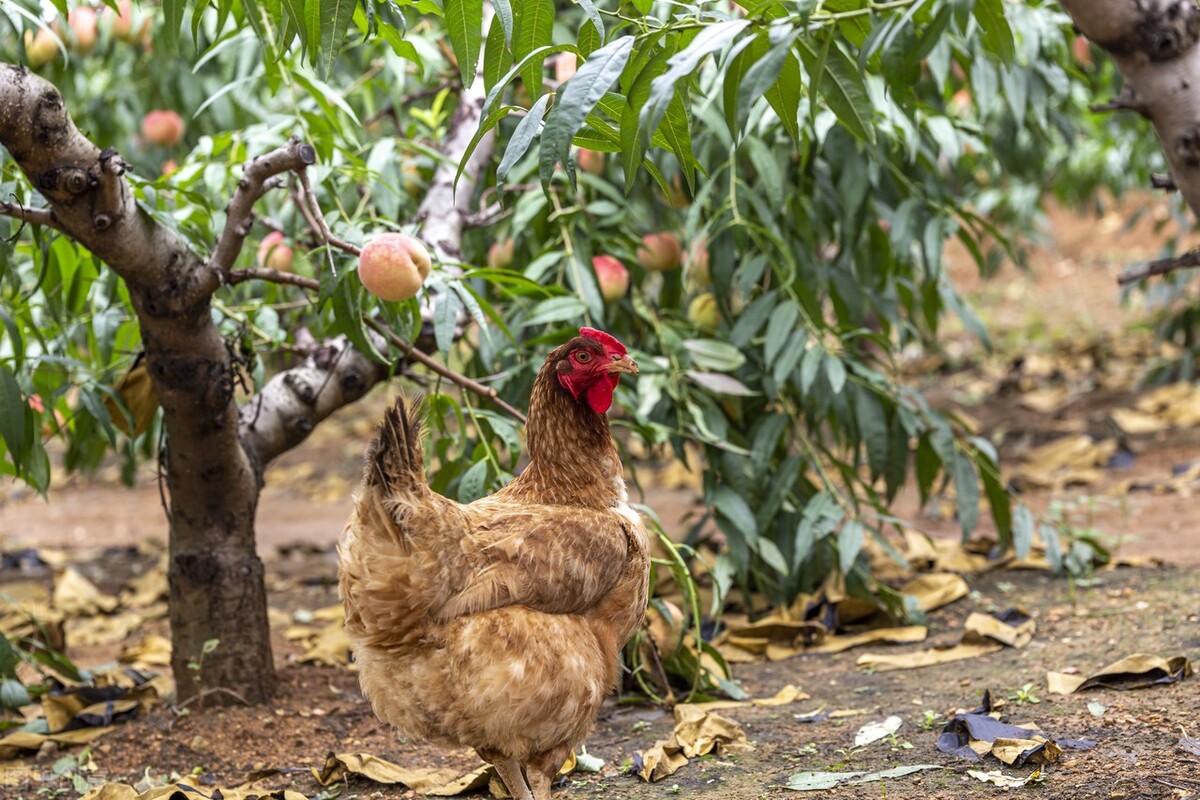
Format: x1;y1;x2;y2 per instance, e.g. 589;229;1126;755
0;0;1163;700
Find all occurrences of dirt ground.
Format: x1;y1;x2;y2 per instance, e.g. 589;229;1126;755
2;196;1200;799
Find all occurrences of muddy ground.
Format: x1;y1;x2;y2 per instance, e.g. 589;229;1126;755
1;196;1200;799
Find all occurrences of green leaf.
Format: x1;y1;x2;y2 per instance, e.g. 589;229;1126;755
499;93;551;182
683;339;746;372
795;33;875;144
855;388;888;480
737;28;800;136
1013;505;1034;561
331;276;387;364
825;355;846;394
952;451;979;537
445;0;483;86
459;458;490;502
573;0;603;40
483;14;513;91
765;301;799;367
838;520;865;574
640;20;751;152
524;296;588;327
316;0;352;76
281;0;308;58
0;635;16;680
514;0;554;100
539;35;635;188
755;538;789;576
974;0;1015;63
161;0;185;52
433;289;462;354
980;452;1012;549
0;679;28;710
493;0;513;46
621;50;669;193
0;365;28;461
714;485;758;542
454;103;522;189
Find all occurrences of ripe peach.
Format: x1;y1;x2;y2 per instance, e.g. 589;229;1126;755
487;239;515;270
576;148;605;177
555;52;577;83
358;233;431;302
949;88;972;115
67;6;97;53
141;110;185;147
110;0;152;45
687;293;720;331
1073;36;1093;67
592;255;629;302
637;232;682;273
24;28;58;68
257;231;294;273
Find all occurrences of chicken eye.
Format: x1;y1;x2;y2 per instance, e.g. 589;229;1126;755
575;351;591;363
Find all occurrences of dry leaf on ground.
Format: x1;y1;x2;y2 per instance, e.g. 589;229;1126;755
634;704;752;782
1047;653;1193;694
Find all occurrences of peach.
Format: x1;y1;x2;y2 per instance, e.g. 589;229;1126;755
110;0;152;45
592;255;629;302
257;231;294;273
142;110;185;147
576;148;605;177
358;233;431;302
24;28;58;68
487;239;515;270
687;293;719;331
67;7;97;53
637;232;682;272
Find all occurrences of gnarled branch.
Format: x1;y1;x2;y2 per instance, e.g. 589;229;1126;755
1118;248;1200;285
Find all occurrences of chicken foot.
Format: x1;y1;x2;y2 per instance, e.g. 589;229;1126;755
493;758;535;800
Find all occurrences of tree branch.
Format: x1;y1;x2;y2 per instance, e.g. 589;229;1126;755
238;333;391;467
1151;172;1178;191
1118;248;1200;285
207;138;316;280
365;318;528;424
0;199;65;232
227;268;321;290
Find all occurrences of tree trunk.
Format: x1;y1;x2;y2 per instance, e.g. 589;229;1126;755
1061;0;1200;217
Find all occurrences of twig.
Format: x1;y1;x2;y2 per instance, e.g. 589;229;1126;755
297;170;361;257
208;138;316;277
1117;248;1200;285
0;200;65;233
227;268;320;291
1151;173;1178;191
173;686;250;712
365;317;528;424
1090;87;1146;117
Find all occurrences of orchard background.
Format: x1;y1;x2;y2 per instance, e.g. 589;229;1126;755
1;1;1200;797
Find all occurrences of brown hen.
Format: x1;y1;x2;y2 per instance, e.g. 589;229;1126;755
338;327;650;800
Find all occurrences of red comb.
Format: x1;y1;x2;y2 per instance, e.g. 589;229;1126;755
579;327;626;356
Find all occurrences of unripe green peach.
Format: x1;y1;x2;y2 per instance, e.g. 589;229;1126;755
687;293;720;331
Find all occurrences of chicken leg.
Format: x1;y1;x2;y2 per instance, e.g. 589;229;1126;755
527;768;554;800
494;758;535;800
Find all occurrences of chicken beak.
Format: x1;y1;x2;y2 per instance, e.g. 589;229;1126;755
605;354;639;376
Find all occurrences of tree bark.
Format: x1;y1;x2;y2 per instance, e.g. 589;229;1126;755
1061;0;1200;218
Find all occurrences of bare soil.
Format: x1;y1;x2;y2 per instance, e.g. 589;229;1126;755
2;196;1200;799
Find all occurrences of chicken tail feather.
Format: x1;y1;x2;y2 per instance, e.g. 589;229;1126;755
367;396;426;495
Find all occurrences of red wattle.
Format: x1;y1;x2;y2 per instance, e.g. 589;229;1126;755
586;375;618;414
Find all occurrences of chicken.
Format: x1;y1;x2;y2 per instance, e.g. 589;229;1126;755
338;327;650;800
